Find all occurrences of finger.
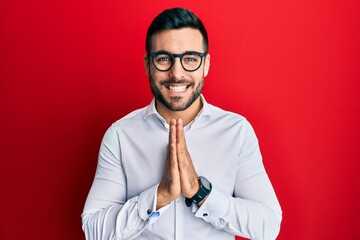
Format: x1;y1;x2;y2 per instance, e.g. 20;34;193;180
177;142;194;176
157;143;180;209
177;142;199;198
177;118;183;126
170;143;178;171
176;142;185;167
176;118;186;146
161;143;179;191
169;119;177;146
170;142;181;194
169;121;178;175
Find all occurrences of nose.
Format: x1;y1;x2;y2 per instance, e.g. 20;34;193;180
169;57;185;79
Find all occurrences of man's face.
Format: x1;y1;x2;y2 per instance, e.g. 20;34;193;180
145;28;210;111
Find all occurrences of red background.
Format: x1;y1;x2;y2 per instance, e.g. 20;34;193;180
1;0;359;239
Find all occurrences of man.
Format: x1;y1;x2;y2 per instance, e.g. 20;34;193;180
82;8;282;240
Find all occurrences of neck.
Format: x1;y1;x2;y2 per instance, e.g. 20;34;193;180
155;98;203;126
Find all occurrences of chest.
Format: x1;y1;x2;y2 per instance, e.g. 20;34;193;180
120;126;241;199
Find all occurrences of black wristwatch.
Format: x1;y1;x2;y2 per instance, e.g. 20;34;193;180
185;176;212;207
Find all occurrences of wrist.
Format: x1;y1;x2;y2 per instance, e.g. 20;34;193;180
185;176;212;207
156;187;172;210
198;195;209;206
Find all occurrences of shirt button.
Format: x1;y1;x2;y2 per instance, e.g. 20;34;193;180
203;213;208;217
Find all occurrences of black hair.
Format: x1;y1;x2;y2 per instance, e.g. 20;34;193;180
146;8;208;53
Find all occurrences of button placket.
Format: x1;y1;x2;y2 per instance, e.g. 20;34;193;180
175;198;184;239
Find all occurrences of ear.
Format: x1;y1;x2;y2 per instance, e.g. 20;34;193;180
144;54;150;76
203;53;211;77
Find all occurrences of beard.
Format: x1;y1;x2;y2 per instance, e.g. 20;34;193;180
149;75;204;112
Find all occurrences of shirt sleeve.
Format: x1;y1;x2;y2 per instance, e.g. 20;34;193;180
194;120;282;240
81;125;170;240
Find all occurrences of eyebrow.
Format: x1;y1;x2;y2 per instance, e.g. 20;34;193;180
183;51;203;55
151;50;204;55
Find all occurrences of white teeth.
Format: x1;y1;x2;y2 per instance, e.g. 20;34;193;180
169;85;187;92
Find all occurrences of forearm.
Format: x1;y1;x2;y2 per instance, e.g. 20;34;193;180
82;204;122;240
82;185;165;240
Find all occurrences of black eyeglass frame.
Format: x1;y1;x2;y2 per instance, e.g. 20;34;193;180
147;50;207;72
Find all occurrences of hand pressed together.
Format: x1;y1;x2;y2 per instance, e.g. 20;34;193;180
157;118;199;209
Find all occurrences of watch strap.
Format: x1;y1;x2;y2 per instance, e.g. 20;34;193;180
185;176;212;207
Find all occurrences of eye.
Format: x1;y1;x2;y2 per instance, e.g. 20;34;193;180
155;54;172;64
184;57;196;62
157;57;170;62
183;55;200;63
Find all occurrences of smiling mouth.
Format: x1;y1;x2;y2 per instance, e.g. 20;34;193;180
168;84;189;93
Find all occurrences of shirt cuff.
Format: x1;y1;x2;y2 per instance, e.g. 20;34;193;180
137;184;171;224
194;185;230;222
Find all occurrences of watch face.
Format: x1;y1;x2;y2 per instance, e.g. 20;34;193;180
200;176;212;190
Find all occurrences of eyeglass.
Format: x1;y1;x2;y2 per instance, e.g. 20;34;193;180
148;50;207;72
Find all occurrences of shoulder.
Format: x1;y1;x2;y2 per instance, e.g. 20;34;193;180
114;106;147;125
204;102;257;136
206;103;247;124
105;105;149;136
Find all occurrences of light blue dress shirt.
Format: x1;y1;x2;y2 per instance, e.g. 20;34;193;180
82;96;282;240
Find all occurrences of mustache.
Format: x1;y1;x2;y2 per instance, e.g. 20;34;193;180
159;78;193;85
